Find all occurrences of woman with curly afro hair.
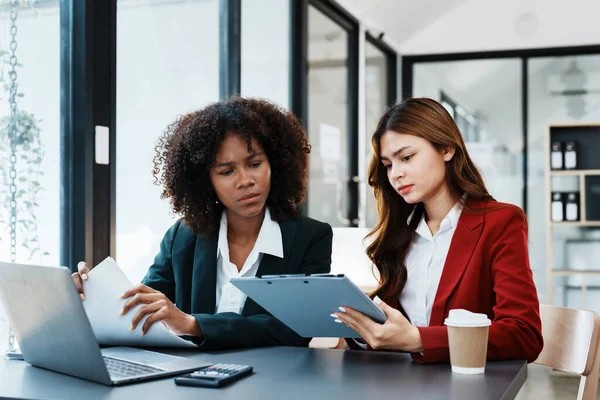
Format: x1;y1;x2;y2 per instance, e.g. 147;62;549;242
72;97;333;350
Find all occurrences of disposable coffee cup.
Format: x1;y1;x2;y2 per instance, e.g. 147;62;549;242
444;309;491;375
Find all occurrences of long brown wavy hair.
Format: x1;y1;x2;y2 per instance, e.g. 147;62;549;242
367;97;494;300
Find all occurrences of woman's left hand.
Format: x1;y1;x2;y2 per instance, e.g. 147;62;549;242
333;297;423;352
120;284;203;337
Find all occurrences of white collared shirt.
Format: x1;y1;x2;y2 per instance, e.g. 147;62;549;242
399;201;463;327
215;208;284;314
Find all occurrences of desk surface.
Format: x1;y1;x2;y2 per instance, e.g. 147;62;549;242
0;346;526;400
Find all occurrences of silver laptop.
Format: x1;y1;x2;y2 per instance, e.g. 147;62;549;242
0;262;209;385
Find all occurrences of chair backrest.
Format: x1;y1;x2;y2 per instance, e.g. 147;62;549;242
308;337;345;349
534;304;600;400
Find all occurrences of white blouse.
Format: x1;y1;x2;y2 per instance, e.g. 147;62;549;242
215;208;283;314
399;202;463;326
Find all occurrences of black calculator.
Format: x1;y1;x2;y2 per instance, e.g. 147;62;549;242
174;364;253;388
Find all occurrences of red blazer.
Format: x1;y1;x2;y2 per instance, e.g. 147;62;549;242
347;200;543;364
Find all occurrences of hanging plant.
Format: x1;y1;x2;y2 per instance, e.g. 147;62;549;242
0;45;46;261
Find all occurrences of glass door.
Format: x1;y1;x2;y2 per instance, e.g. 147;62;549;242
306;2;358;227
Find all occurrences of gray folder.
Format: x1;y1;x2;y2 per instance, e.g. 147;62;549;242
230;274;386;338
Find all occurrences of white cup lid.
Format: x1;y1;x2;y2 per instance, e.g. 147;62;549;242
444;309;491;327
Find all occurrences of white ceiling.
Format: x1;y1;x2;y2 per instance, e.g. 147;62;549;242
330;0;600;121
336;0;600;55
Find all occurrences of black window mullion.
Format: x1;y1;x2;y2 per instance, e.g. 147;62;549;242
219;0;241;99
290;0;308;215
347;21;359;226
387;51;398;106
60;0;116;271
309;0;354;31
401;57;413;99
290;0;308;127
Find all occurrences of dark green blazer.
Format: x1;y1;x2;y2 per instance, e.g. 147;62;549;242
141;214;333;351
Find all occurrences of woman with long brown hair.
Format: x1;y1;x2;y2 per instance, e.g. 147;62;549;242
333;97;543;364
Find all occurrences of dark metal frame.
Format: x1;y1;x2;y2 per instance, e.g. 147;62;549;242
60;0;117;271
291;0;360;226
220;0;241;99
290;0;308;126
402;45;600;215
366;32;398;107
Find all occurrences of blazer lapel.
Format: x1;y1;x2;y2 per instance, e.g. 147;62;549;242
243;218;297;316
191;235;218;314
429;205;484;326
254;218;296;278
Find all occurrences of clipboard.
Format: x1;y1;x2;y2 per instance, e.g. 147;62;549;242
230;274;386;338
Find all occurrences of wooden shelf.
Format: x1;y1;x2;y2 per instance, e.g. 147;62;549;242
550;169;600;176
550;221;600;227
547;122;600;128
551;269;600;276
546;123;600;305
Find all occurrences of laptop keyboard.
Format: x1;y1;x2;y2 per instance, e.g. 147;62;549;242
103;356;165;379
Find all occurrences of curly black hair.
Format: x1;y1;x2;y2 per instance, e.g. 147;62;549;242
152;97;311;236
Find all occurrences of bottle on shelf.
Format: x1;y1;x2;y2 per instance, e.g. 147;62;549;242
551;141;563;170
551;192;565;222
564;141;578;170
565;192;580;221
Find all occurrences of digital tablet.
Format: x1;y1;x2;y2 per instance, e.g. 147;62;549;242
230;274;386;338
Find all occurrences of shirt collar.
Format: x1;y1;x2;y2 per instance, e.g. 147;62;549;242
444;201;463;230
217;208;284;260
414;199;464;240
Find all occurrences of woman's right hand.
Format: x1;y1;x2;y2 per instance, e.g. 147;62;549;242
71;261;90;301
